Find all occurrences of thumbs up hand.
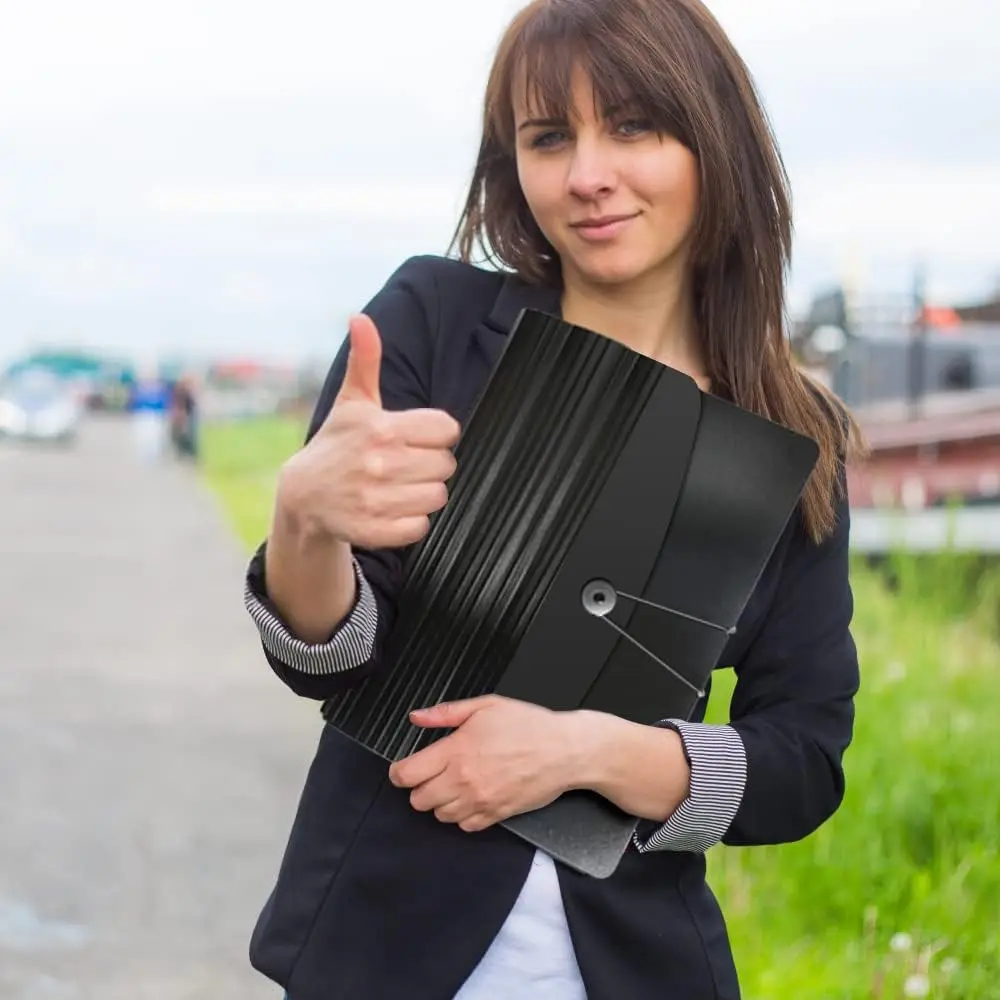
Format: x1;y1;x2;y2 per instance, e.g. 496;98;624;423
277;314;461;551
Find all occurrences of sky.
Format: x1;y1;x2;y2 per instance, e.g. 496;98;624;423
0;0;997;367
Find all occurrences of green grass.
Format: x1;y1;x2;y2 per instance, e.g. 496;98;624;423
203;415;1000;1000
201;414;307;548
703;565;1000;998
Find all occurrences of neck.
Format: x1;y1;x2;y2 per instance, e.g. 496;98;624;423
559;266;706;383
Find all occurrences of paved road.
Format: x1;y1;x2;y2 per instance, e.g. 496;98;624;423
0;417;319;1000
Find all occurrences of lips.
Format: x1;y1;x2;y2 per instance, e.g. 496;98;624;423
571;213;638;229
568;212;639;243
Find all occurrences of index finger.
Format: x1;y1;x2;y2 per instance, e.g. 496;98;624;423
386;408;461;449
388;738;450;789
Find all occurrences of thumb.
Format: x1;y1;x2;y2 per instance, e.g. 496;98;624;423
338;313;382;405
409;696;493;729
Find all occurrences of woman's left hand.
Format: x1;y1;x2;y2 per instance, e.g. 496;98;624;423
387;695;591;833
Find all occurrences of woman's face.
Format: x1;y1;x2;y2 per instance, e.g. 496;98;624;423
514;64;700;290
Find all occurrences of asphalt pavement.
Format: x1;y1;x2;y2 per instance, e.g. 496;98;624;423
0;416;319;1000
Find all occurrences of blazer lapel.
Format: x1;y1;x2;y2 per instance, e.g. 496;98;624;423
472;271;562;370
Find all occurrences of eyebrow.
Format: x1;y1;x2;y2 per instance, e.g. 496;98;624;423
515;99;643;132
516;116;566;132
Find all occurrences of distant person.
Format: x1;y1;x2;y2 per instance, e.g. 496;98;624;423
242;1;866;998
127;369;170;463
168;375;199;461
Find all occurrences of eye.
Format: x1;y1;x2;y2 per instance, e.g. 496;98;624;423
616;117;654;138
529;129;569;149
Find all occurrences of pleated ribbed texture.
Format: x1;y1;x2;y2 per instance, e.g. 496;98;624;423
322;312;665;760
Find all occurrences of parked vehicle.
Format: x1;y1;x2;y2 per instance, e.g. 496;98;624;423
0;369;83;444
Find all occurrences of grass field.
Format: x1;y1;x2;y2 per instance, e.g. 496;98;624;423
203;415;1000;1000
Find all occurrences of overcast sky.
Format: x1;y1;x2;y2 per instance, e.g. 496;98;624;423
0;0;997;366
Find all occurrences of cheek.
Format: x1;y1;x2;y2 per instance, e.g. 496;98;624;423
636;144;700;225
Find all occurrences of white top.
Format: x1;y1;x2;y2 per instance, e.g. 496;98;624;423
454;849;587;999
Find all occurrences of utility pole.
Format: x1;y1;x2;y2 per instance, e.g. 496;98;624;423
908;262;928;419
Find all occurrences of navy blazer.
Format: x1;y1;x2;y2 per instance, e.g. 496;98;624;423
245;255;860;1000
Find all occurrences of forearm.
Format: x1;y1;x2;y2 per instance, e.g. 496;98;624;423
722;712;851;846
263;478;358;644
570;711;691;823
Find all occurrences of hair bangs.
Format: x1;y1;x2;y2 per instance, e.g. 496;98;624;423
493;2;694;151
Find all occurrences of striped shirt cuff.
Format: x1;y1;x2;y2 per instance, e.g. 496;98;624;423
633;720;747;854
243;556;378;676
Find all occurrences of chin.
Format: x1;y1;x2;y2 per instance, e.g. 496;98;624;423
570;253;651;288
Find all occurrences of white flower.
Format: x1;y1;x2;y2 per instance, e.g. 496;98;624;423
904;974;930;997
890;932;914;953
951;712;974;733
884;660;907;684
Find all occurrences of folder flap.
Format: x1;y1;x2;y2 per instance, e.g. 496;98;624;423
579;393;820;726
650;394;819;629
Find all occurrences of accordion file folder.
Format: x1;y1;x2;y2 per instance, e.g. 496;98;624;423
320;308;819;878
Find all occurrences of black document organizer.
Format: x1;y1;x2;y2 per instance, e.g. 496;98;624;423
320;309;819;877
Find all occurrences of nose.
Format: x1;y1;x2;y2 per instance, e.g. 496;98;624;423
565;135;616;200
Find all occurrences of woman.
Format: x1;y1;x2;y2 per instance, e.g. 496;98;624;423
243;0;863;997
168;375;199;461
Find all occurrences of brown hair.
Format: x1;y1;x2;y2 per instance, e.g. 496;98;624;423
450;0;866;543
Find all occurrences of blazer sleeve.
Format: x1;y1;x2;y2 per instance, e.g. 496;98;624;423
243;256;439;699
717;475;860;846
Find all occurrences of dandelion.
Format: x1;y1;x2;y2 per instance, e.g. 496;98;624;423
890;932;913;953
951;711;974;733
884;660;907;684
903;973;930;997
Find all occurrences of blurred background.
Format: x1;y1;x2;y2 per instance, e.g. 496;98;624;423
1;2;997;998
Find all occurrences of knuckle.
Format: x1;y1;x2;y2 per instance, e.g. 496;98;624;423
365;411;396;445
331;400;369;434
361;449;385;480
